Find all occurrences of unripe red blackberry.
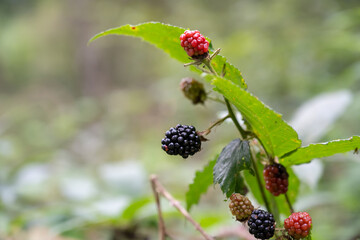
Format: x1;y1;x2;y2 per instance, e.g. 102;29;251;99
263;163;289;196
229;193;254;222
284;212;312;239
161;124;201;159
180;77;207;104
248;209;276;240
180;30;209;59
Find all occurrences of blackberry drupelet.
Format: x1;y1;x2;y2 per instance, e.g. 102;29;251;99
263;163;289;196
284;212;312;239
248;209;275;240
229;193;254;222
161;124;201;158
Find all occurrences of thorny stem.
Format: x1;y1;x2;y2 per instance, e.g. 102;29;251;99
224;98;248;140
201;53;272;213
285;193;294;213
150;175;215;240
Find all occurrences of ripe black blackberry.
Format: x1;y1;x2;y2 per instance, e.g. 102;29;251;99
161;124;201;158
248;209;275;240
229;193;254;222
263;163;289;196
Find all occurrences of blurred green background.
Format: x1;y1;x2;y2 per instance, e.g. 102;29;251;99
0;0;359;239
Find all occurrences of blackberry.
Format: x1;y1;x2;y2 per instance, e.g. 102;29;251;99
248;209;275;240
180;77;207;104
263;163;289;196
284;212;312;239
180;30;209;59
161;124;201;158
229;193;254;222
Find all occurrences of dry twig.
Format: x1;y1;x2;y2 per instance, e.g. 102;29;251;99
150;175;215;240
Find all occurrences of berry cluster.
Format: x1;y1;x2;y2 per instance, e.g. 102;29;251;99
284;212;312;239
180;30;209;58
263;163;289;196
248;209;276;240
161;124;201;158
229;193;254;222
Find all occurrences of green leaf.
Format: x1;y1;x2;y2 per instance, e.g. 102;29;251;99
211;76;301;157
186;157;217;211
89;22;246;88
280;136;360;166
214;139;254;198
243;161;300;216
121;197;152;220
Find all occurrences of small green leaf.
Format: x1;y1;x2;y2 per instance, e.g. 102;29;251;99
243;161;300;216
212;76;301;157
186;157;217;211
280;136;360;166
214;139;254;198
122;197;152;220
89;22;246;88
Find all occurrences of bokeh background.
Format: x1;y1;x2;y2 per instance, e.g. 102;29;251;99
0;0;360;239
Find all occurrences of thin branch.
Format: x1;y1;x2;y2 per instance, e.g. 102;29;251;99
150;175;215;240
199;115;230;136
151;175;167;240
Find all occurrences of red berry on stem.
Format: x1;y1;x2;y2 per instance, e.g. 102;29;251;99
180;30;209;58
263;163;289;196
284;212;312;239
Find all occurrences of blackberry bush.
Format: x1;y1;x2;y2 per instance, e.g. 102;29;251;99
263;163;289;196
248;209;276;240
161;124;201;159
92;21;360;240
229;193;254;222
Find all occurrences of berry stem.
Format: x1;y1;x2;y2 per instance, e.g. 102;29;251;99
284;193;294;213
201;115;230;136
207;96;226;104
202;56;218;76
